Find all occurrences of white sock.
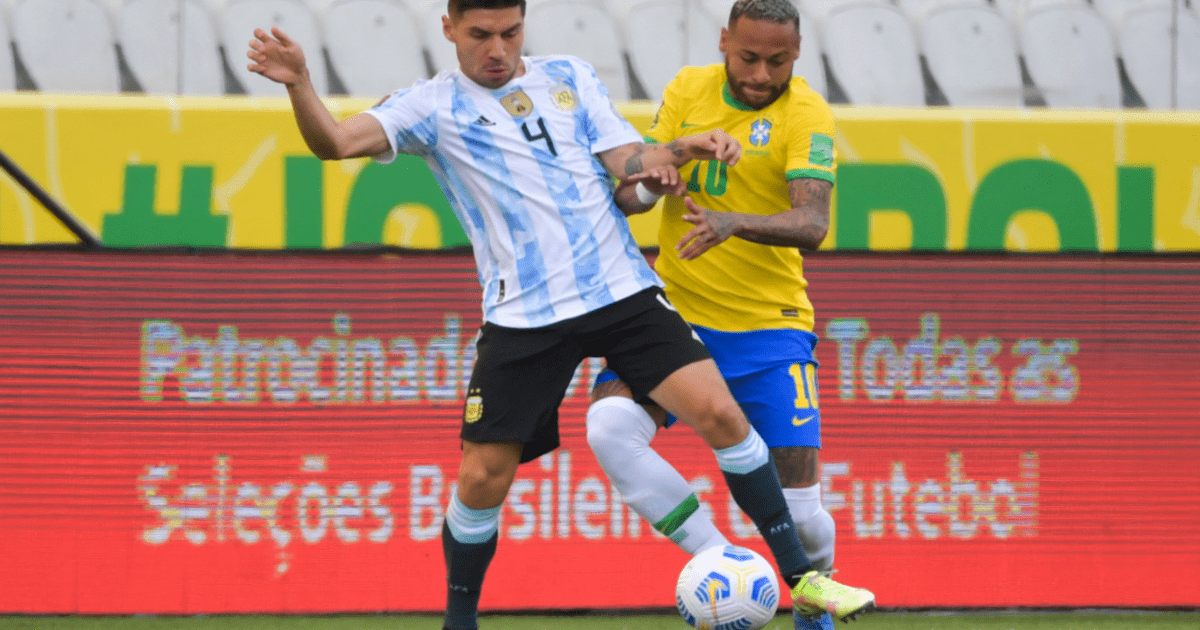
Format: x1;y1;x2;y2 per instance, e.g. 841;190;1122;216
784;484;835;571
587;397;729;555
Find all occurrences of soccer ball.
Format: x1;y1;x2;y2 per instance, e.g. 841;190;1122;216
675;544;780;630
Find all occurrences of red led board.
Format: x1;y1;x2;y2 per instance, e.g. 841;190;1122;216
0;249;1197;613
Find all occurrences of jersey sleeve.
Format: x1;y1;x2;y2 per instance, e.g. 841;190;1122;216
644;71;687;145
784;94;837;183
572;58;642;154
364;82;439;165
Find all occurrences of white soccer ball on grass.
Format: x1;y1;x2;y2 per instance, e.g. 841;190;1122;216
675;544;780;630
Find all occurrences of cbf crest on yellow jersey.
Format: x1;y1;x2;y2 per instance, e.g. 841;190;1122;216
646;64;836;333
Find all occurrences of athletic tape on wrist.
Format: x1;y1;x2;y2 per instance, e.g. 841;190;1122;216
634;182;664;205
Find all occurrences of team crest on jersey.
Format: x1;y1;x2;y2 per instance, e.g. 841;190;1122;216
749;119;772;146
464;395;484;424
549;84;579;111
500;89;534;117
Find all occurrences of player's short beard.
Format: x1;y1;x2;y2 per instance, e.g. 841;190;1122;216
725;60;790;109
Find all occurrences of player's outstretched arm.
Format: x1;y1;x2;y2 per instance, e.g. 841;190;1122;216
247;27;388;160
676;178;832;261
611;165;685;216
598;129;741;180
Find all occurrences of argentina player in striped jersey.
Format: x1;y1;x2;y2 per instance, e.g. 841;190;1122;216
246;1;864;628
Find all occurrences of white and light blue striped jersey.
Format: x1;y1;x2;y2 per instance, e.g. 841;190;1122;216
366;55;662;329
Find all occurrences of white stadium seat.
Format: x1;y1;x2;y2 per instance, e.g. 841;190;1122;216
0;2;15;91
116;0;224;95
523;0;630;100
817;1;925;105
1019;5;1121;107
1089;0;1172;25
324;0;426;97
917;4;1024;106
219;0;327;96
11;0;120;93
893;0;986;22
796;9;827;99
622;0;722;100
419;3;457;75
698;0;735;23
990;0;1086;28
1115;6;1200;109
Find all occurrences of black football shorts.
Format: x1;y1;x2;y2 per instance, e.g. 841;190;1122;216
460;287;710;462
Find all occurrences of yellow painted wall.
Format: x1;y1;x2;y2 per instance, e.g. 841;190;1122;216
1;94;1198;251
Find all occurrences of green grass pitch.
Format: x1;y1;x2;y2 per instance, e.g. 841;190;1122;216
2;611;1198;630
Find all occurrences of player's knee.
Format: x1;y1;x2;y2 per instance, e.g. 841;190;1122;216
687;395;750;443
457;451;519;503
590;376;633;403
586;396;655;465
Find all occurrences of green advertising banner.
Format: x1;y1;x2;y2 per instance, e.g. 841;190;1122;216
2;94;1198;251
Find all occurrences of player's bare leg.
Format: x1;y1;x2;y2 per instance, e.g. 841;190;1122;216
442;440;521;630
650;360;873;622
776;446;837;630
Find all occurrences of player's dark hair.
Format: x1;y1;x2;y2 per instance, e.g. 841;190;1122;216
449;0;526;18
727;0;800;31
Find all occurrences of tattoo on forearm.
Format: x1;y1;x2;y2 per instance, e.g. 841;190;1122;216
803;178;831;207
623;143;646;176
664;140;684;158
624;155;643;176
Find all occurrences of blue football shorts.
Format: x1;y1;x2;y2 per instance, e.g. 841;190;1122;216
593;325;822;449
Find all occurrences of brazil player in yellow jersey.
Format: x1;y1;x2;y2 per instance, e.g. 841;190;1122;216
587;0;873;627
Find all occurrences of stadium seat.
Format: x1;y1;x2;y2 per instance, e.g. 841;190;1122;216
419;2;457;75
0;2;15;91
299;0;339;11
219;0;327;96
324;0;427;97
1114;6;1200;109
698;0;735;23
796;8;828;99
1089;0;1172;25
523;0;630;101
116;0;224;95
622;0;722;100
989;0;1085;28
10;0;120;93
893;0;986;22
1019;4;1121;107
917;3;1024;106
816;1;925;105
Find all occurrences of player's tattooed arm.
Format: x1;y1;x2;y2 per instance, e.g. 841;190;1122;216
675;177;831;261
784;177;832;250
598;131;738;180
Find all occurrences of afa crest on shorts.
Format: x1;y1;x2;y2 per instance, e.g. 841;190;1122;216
749;119;772;147
464;395;484;423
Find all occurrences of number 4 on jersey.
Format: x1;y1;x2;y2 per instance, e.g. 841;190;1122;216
521;118;557;156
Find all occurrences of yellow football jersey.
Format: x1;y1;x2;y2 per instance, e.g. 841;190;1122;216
645;64;835;333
